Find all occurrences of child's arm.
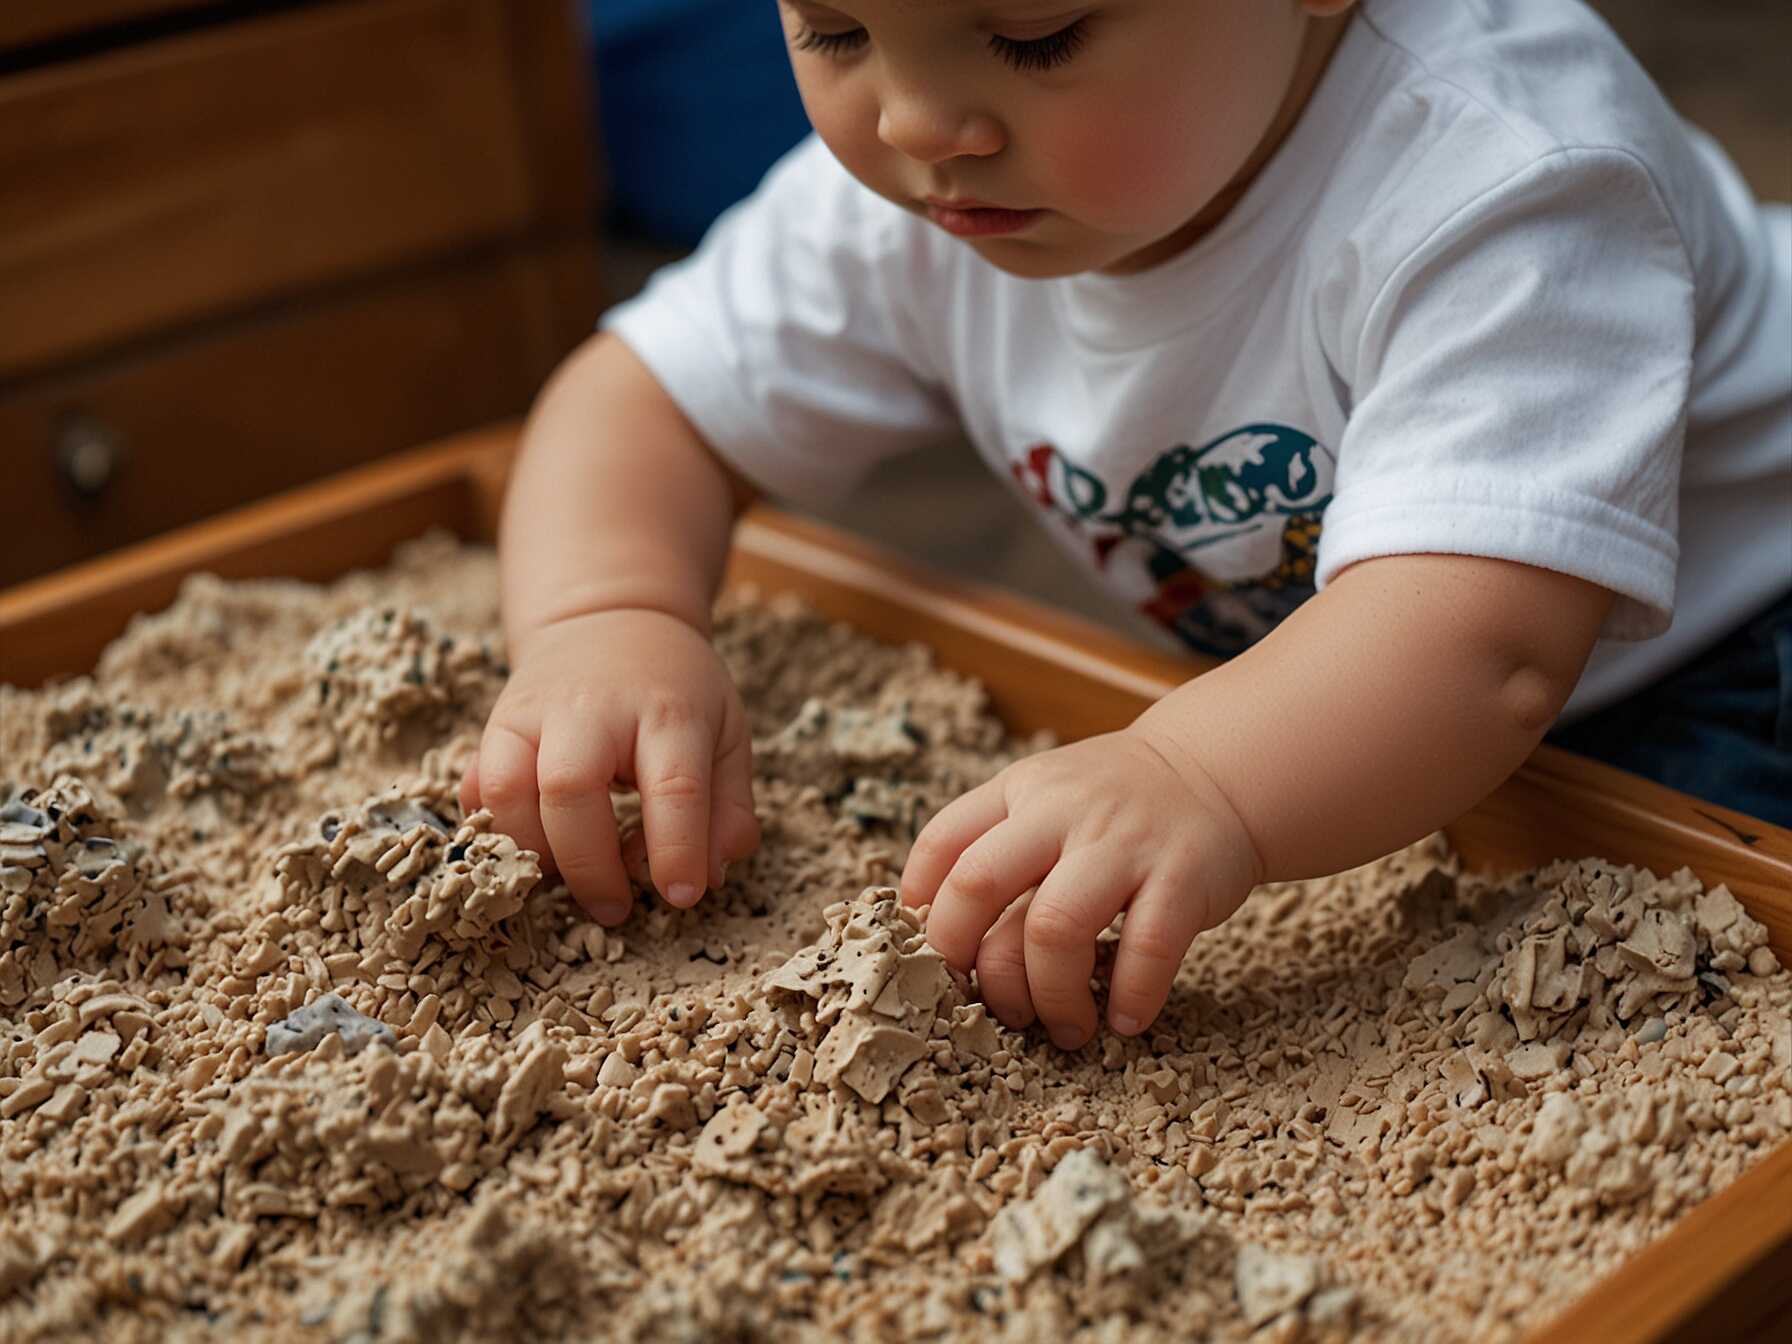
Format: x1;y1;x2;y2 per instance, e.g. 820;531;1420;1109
496;332;758;645
902;552;1612;1047
462;333;763;924
1140;553;1613;879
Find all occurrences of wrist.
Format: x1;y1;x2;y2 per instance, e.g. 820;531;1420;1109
508;600;708;666
1124;711;1266;894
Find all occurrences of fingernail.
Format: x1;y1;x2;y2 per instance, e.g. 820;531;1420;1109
594;901;630;927
1049;1026;1086;1051
1112;1014;1143;1036
666;882;700;908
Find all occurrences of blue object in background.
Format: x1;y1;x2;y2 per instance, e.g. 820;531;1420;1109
593;0;813;247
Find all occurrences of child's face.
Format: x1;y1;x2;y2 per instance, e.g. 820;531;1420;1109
778;0;1352;278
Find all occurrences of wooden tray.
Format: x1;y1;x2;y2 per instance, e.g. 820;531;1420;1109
3;423;1789;1343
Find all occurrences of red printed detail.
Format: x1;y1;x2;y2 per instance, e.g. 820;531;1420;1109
1141;567;1209;628
1009;443;1059;510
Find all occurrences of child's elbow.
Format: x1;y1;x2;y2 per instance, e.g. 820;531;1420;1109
1485;568;1613;738
1499;660;1575;738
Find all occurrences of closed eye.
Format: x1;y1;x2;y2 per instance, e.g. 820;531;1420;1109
790;24;867;57
789;18;1091;71
990;19;1088;71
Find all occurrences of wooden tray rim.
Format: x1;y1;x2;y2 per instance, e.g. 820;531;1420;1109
2;423;1789;1343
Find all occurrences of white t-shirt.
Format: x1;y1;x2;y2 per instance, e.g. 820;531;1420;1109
603;0;1792;720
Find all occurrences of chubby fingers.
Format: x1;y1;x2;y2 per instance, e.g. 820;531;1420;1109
635;708;716;909
1025;853;1136;1050
707;715;760;888
974;889;1037;1030
535;705;630;924
1106;874;1208;1037
905;788;1060;973
477;722;553;874
900;781;1005;915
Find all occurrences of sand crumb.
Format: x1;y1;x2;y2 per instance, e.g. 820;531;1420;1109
1;532;1788;1342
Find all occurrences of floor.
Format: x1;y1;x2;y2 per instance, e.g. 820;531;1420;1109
600;0;1791;644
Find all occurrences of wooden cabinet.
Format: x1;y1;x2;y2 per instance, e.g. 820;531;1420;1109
0;0;602;585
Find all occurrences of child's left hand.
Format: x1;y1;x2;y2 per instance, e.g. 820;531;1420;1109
899;726;1262;1049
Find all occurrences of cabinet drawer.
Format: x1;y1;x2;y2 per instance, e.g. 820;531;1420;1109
0;241;596;586
0;3;214;52
0;0;535;380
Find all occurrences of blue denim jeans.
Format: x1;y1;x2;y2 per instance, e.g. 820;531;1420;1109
1548;590;1792;828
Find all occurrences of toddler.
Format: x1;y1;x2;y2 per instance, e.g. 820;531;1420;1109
464;0;1792;1049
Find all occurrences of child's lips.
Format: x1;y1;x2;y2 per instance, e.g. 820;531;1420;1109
923;199;1046;237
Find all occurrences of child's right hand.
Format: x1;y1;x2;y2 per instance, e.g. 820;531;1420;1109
459;609;760;925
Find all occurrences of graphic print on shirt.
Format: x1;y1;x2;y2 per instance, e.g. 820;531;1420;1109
1010;424;1335;658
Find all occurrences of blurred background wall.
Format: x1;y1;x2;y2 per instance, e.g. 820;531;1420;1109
0;0;604;587
594;0;809;248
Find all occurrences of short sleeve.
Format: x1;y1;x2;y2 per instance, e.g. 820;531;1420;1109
601;136;959;510
1316;148;1696;639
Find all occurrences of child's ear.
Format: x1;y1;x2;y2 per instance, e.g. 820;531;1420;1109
1300;0;1358;16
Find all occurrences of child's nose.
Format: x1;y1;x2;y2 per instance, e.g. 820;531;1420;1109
876;81;1002;163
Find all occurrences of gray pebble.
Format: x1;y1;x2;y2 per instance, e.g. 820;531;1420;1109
265;993;395;1056
1634;1018;1668;1045
72;838;125;878
368;800;450;835
0;797;49;831
0;820;50;846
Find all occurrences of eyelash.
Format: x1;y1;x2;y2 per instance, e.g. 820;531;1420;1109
791;19;1089;73
993;21;1088;71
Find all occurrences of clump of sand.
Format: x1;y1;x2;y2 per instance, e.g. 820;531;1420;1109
1;532;1787;1343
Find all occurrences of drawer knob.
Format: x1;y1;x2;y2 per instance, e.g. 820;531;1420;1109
54;413;127;502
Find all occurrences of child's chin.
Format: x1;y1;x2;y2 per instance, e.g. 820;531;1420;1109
961;237;1103;281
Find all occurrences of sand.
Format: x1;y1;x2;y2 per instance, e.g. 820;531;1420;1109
2;532;1788;1343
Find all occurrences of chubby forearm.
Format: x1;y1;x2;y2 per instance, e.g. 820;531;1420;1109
1133;554;1614;883
500;333;757;654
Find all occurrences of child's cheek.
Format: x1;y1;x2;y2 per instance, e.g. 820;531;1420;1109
801;84;906;209
1037;23;1299;235
1038;103;1214;232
